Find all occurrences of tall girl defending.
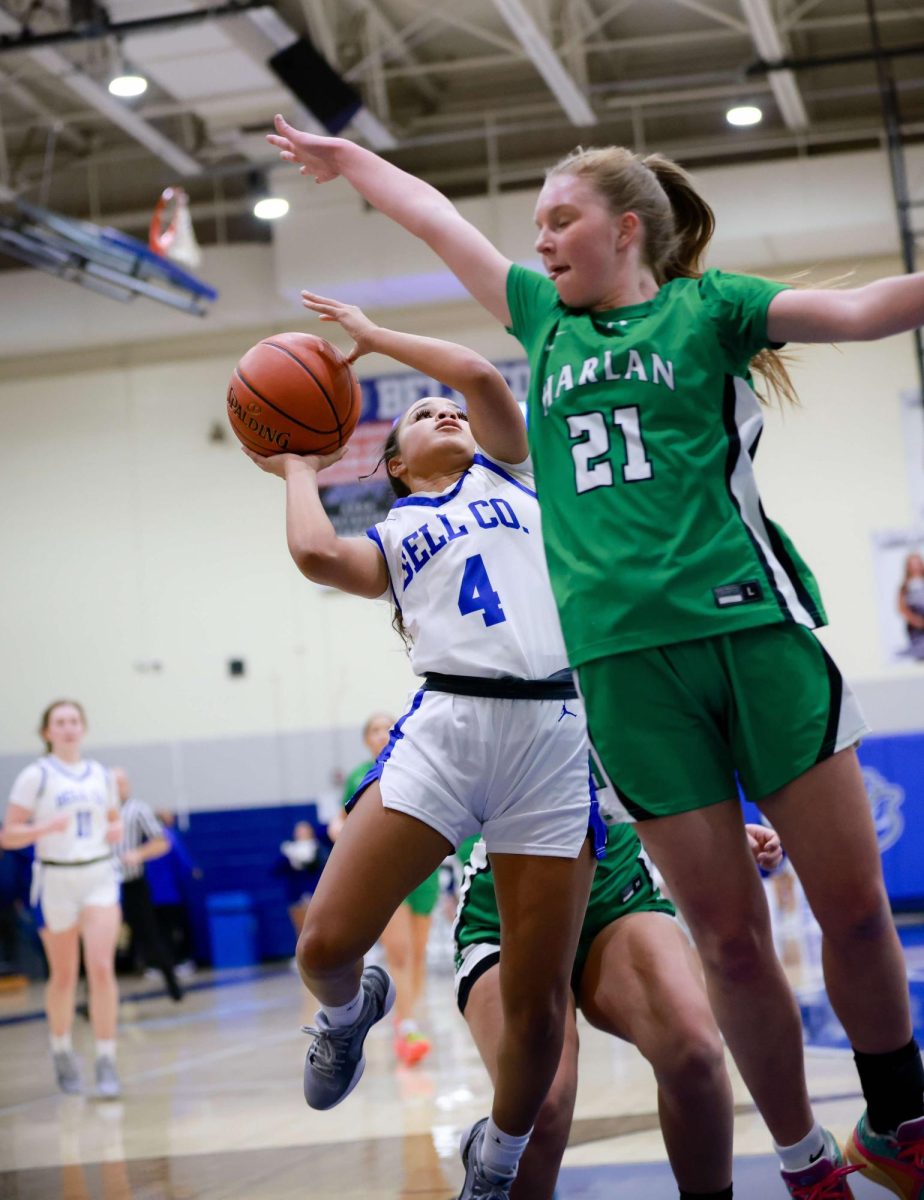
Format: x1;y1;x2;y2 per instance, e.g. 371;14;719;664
268;115;924;1200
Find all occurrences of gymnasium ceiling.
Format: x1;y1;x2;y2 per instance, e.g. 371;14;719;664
0;0;922;249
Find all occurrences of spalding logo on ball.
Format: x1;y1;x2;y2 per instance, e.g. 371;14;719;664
227;332;362;455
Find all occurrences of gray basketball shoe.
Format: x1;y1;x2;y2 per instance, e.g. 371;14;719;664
458;1119;516;1199
53;1050;82;1095
302;965;395;1110
94;1056;121;1100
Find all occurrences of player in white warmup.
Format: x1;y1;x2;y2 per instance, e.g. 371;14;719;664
244;292;603;1200
2;700;123;1098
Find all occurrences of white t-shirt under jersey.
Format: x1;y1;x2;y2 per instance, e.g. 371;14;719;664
368;454;569;679
9;756;114;863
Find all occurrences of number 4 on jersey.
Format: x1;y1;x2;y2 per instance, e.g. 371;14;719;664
458;554;506;627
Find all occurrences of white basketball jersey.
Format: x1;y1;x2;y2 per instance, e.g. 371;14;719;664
9;756;114;863
368;454;569;679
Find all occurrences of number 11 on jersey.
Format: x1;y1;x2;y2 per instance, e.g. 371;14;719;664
458;554;506;627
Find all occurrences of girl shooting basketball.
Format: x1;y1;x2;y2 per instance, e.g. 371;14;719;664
268;115;924;1199
243;295;601;1200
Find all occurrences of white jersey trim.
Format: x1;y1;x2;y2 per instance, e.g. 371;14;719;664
729;377;817;628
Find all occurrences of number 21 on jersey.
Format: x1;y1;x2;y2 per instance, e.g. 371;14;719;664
458;554;506;627
568;406;653;494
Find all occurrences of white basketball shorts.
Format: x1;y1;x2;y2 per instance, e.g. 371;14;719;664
34;858;120;932
357;687;592;857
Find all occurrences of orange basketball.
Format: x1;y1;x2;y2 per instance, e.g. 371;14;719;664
227;332;362;456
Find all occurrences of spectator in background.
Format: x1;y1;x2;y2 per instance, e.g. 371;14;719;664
898;551;924;662
112;769;183;1003
277;819;328;945
147;809;201;979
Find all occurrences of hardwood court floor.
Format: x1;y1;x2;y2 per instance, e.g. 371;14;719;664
0;955;895;1199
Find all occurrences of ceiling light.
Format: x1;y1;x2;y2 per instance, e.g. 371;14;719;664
253;196;289;220
108;74;147;98
726;104;763;127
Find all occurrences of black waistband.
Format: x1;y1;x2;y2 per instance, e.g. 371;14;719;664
39;854;113;868
423;671;577;701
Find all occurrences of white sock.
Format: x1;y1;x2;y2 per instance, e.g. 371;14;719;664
50;1033;72;1054
775;1123;826;1170
480;1118;531;1181
397;1019;419;1038
320;987;364;1028
95;1039;117;1063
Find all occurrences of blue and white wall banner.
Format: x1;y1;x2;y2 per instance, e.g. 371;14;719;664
872;528;924;665
321;360;530;535
857;734;924;908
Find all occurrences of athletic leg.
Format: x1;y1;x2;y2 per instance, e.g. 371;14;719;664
579;911;733;1194
41;924;80;1038
761;748;911;1057
296;783;451;1004
297;785;451;1110
763;748;924;1191
488;842;595;1137
79;904;121;1042
636;799;815;1147
463;962;579;1200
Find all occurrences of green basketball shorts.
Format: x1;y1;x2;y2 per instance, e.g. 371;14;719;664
576;623;869;820
404;869;441;917
453;847;674;1013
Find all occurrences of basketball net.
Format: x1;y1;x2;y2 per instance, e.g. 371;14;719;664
149;186;202;270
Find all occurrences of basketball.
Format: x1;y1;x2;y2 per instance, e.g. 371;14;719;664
227;332;362;456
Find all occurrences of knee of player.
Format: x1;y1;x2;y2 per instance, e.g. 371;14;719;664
48;959;80;989
83;954;116;987
296;921;349;976
650;1024;726;1094
817;883;891;947
699;925;772;985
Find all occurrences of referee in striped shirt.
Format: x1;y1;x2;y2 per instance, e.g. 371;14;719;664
113;769;183;1002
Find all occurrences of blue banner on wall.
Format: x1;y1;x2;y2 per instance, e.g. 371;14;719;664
857;733;924;908
320;359;529;535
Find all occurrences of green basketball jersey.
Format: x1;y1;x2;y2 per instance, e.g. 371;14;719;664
507;265;827;665
341;760;373;807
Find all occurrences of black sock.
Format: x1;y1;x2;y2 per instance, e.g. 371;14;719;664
854;1038;924;1134
679;1188;732;1200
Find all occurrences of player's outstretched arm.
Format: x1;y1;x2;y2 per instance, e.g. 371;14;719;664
242;446;388;597
768;272;924;343
302;291;528;465
268;116;513;326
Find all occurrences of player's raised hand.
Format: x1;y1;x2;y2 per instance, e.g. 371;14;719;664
267;115;343;182
241;443;347;479
301;291;378;362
